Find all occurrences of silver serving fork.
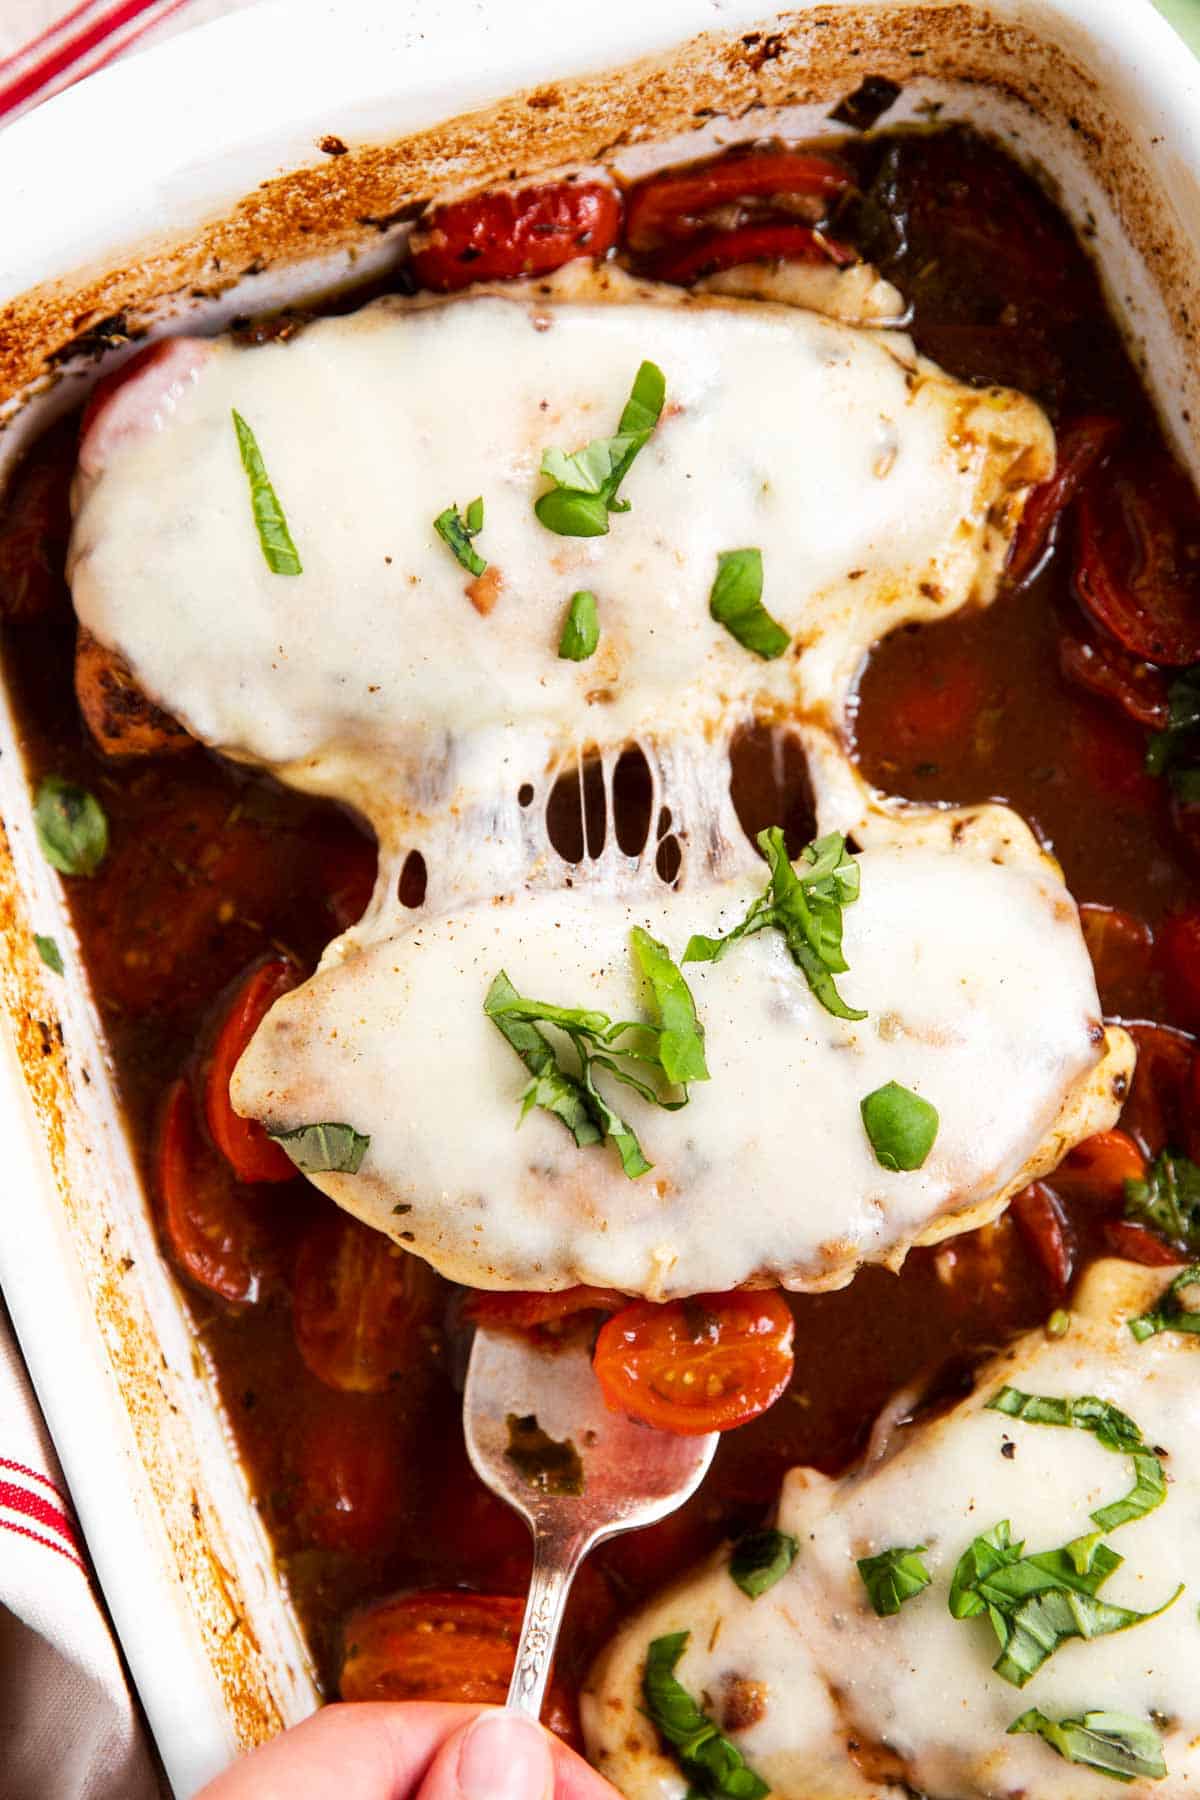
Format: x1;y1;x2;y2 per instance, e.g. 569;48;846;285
463;1323;717;1722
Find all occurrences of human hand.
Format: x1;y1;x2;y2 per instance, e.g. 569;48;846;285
195;1701;623;1800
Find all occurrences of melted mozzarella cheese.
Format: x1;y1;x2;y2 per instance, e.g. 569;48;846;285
233;839;1127;1296
68;266;1050;839
584;1261;1200;1799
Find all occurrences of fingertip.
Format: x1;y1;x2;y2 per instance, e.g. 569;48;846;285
417;1710;555;1800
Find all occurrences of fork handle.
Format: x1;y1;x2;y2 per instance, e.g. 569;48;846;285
506;1529;589;1723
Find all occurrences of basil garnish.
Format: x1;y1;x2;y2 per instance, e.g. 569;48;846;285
860;1081;939;1172
684;828;865;1021
709;550;790;661
642;1632;769;1800
1129;1264;1200;1341
232;409;302;576
1123;1149;1200;1252
1146;664;1200;796
34;934;63;975
434;496;487;577
948;1519;1178;1688
558;589;600;661
485;935;707;1180
1009;1708;1167;1784
857;1545;931;1617
535;361;665;537
34;776;109;878
730;1528;797;1600
269;1122;370;1174
985;1388;1166;1532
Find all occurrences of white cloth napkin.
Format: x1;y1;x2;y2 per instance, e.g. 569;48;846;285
0;1302;162;1799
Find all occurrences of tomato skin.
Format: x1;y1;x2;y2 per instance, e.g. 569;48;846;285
156;1079;277;1305
1158;910;1200;1032
1011;1182;1073;1291
292;1403;402;1553
592;1291;794;1435
1119;1021;1197;1159
1103;1219;1184;1267
1074;451;1200;665
338;1590;578;1742
625;148;851;253
1079;905;1157;1018
1048;1129;1147;1205
465;1286;625;1333
1008;414;1121;584
410;182;620;291
1058;632;1168;731
201;958;301;1183
652;222;855;284
292;1212;441;1394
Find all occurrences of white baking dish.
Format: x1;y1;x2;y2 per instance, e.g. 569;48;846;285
1;0;1199;1791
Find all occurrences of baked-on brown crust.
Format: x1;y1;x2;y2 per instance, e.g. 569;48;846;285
74;626;192;758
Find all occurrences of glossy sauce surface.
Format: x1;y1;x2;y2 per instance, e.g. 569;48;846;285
2;123;1197;1707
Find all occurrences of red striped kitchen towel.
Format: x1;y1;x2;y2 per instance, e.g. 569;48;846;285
0;1301;161;1799
0;0;259;125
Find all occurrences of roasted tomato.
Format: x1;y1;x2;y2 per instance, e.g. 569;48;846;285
292;1401;403;1553
1011;1182;1073;1292
201;958;301;1183
592;1291;794;1435
292;1212;441;1393
1079;904;1156;1018
625;147;852;253
156;1079;278;1305
410;181;620;291
465;1286;626;1334
651;222;855;285
1048;1129;1147;1205
1102;1219;1184;1266
1119;1022;1197;1159
1158;909;1200;1032
1057;632;1169;732
338;1590;578;1741
1008;414;1121;584
1074;449;1200;665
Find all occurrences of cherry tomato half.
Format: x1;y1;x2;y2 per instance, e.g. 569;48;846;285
651;222;855;285
1008;414;1121;584
338;1590;578;1741
625;147;852;253
1079;904;1157;1019
1158;909;1200;1033
1119;1021;1197;1159
1074;450;1200;665
1011;1181;1073;1292
156;1079;278;1305
1047;1129;1147;1206
592;1291;794;1435
1057;632;1168;732
292;1212;441;1393
291;1401;403;1553
201;958;301;1183
465;1286;626;1333
1103;1219;1183;1267
410;182;620;291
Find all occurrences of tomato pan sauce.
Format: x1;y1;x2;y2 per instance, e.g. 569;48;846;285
3;122;1200;1721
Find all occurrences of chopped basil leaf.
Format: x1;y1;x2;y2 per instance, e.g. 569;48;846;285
642;1632;769;1800
857;1544;931;1617
1009;1708;1167;1783
34;776;109;877
860;1081;939;1172
684;828;865;1021
34;934;63;975
536;361;665;538
434;497;487;577
630;926;709;1087
1123;1149;1200;1252
949;1519;1179;1688
232;409;302;575
709;549;790;660
269;1122;370;1174
558;590;600;661
730;1528;797;1600
1130;1264;1200;1341
1146;664;1200;795
985;1386;1166;1531
484;972;603;1150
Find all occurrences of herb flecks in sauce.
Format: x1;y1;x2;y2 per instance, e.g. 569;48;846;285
504;1413;585;1496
